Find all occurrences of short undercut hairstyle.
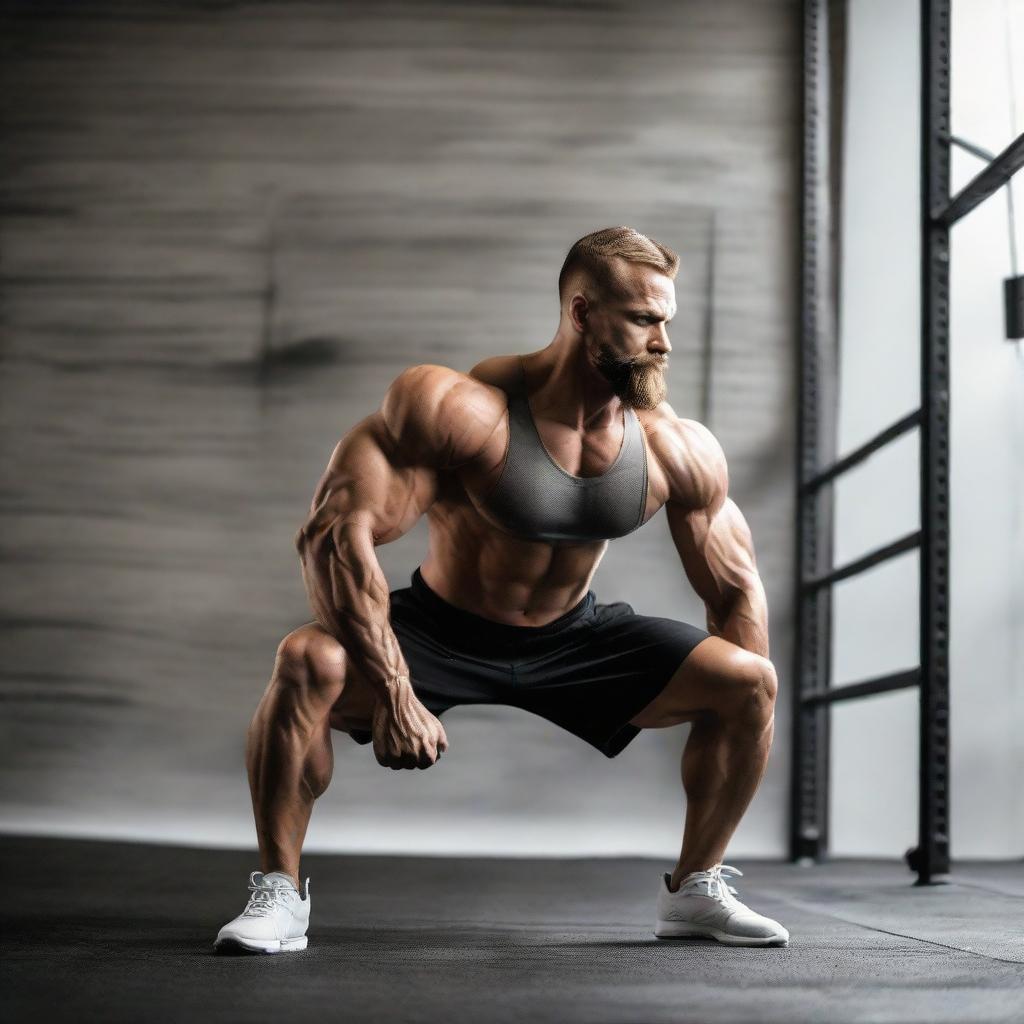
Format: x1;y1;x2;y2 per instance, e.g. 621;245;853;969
557;226;679;306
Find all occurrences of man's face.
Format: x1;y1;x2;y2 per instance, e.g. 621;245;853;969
581;263;676;411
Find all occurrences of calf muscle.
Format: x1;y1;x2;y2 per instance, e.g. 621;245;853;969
247;629;344;879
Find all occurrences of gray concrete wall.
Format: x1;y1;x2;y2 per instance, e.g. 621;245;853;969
0;0;799;856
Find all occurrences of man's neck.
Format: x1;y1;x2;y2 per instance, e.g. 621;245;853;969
523;338;626;432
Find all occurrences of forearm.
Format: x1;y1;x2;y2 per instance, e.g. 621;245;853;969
296;519;410;695
706;575;769;658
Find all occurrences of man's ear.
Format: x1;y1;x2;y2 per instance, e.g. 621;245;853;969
569;293;589;332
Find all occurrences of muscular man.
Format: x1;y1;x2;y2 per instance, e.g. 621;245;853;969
214;226;789;953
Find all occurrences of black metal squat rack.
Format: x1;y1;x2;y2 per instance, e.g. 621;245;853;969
791;0;1024;885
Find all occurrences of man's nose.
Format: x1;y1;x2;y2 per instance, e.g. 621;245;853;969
649;324;671;354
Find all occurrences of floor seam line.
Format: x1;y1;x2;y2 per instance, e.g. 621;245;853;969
947;877;1024;899
769;894;1024;966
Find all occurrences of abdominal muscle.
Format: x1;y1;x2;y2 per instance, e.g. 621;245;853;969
417;498;607;628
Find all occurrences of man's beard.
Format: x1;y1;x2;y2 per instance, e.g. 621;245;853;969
593;344;668;410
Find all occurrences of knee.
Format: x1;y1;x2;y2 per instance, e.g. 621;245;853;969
269;627;345;720
277;627;343;682
729;653;778;723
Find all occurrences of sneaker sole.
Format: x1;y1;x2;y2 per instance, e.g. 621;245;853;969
214;935;308;954
655;921;788;947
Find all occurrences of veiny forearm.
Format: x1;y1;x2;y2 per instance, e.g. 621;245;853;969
706;575;769;658
297;519;409;693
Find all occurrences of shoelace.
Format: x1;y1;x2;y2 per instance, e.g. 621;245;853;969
243;882;297;917
684;863;744;902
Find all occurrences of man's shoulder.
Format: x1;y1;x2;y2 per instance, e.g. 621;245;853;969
642;404;728;509
385;362;505;410
382;362;507;467
387;362;475;395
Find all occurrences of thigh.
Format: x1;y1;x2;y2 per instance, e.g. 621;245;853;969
628;634;769;728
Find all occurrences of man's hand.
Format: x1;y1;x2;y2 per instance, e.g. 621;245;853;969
371;677;449;769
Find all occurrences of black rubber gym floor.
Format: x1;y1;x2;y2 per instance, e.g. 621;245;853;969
2;835;1021;1023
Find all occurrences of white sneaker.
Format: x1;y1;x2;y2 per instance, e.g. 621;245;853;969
654;864;789;947
214;871;311;953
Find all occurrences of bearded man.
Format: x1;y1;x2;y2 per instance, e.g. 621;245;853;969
215;226;788;953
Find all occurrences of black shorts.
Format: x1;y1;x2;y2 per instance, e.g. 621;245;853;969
382;567;712;758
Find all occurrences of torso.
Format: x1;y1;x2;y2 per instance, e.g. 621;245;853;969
418;353;683;626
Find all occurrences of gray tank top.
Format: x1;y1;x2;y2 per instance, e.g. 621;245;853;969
482;357;648;543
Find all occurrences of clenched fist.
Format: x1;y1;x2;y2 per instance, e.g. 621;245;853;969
371;680;448;769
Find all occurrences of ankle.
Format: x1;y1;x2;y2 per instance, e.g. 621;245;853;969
670;861;722;891
264;868;301;889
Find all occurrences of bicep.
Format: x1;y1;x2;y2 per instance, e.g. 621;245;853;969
297;363;488;553
666;495;758;613
298;415;440;551
658;416;758;609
